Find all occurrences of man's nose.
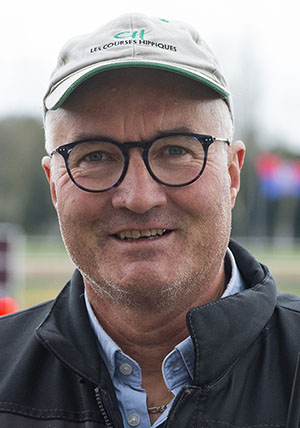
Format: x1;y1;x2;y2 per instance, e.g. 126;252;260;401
111;150;167;213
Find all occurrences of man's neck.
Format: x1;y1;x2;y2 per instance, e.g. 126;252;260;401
86;282;188;364
84;263;226;373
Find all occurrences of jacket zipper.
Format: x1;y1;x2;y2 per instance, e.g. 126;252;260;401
164;385;198;428
94;387;114;428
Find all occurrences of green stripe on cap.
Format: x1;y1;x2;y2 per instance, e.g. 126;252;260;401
50;61;230;110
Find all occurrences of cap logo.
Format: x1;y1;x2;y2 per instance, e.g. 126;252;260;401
90;28;177;53
114;29;152;40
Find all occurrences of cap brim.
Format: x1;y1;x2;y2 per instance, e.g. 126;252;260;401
44;60;230;111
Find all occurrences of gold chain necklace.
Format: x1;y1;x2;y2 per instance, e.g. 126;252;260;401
147;404;168;414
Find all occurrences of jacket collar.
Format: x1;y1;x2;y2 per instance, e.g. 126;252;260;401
36;270;104;385
186;240;277;386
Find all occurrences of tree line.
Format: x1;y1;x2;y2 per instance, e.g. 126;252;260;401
0;116;57;233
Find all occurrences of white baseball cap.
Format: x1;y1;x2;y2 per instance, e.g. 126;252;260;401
44;13;232;118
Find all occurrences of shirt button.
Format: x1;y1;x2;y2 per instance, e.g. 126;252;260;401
128;412;140;426
119;363;133;376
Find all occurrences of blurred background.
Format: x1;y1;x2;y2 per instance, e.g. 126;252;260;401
1;0;299;310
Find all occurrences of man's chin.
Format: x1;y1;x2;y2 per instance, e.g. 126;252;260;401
82;269;186;312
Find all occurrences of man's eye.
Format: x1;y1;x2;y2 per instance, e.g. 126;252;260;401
84;151;106;162
166;146;187;156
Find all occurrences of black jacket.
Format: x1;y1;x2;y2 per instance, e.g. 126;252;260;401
1;240;300;427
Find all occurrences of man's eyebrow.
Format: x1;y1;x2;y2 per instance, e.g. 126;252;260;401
68;133;108;142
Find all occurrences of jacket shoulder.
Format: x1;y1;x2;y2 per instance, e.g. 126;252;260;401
0;300;54;348
272;292;300;346
276;291;300;313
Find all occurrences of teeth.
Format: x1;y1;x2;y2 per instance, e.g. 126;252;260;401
131;230;141;239
118;229;166;240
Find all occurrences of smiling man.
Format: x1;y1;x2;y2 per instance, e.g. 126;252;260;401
44;69;239;314
1;13;300;428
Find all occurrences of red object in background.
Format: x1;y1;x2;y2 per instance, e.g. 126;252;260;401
0;297;19;315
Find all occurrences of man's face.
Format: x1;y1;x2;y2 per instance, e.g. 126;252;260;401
43;70;244;310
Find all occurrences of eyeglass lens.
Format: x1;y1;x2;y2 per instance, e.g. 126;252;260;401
67;135;206;191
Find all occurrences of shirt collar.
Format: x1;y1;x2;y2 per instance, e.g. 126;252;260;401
84;292;121;378
222;246;245;298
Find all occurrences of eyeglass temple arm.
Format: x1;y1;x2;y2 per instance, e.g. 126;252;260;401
215;137;231;146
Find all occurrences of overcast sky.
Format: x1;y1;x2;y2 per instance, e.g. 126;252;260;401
2;0;300;152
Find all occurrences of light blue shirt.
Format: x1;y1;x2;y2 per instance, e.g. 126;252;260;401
84;248;245;428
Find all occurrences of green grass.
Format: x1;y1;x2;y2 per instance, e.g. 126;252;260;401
16;237;300;309
245;243;300;295
17;237;74;308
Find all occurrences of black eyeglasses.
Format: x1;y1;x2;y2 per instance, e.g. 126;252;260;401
50;132;231;193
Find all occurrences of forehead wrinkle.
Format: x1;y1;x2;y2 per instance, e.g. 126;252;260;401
45;101;230;153
45;71;232;151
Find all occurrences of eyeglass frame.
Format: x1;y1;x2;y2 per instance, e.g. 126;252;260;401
50;132;231;193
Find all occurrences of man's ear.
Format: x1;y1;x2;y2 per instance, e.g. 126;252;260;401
42;156;58;209
228;140;246;209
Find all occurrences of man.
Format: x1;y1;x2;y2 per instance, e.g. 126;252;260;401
1;13;300;428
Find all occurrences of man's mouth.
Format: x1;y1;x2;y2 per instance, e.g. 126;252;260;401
115;228;170;240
